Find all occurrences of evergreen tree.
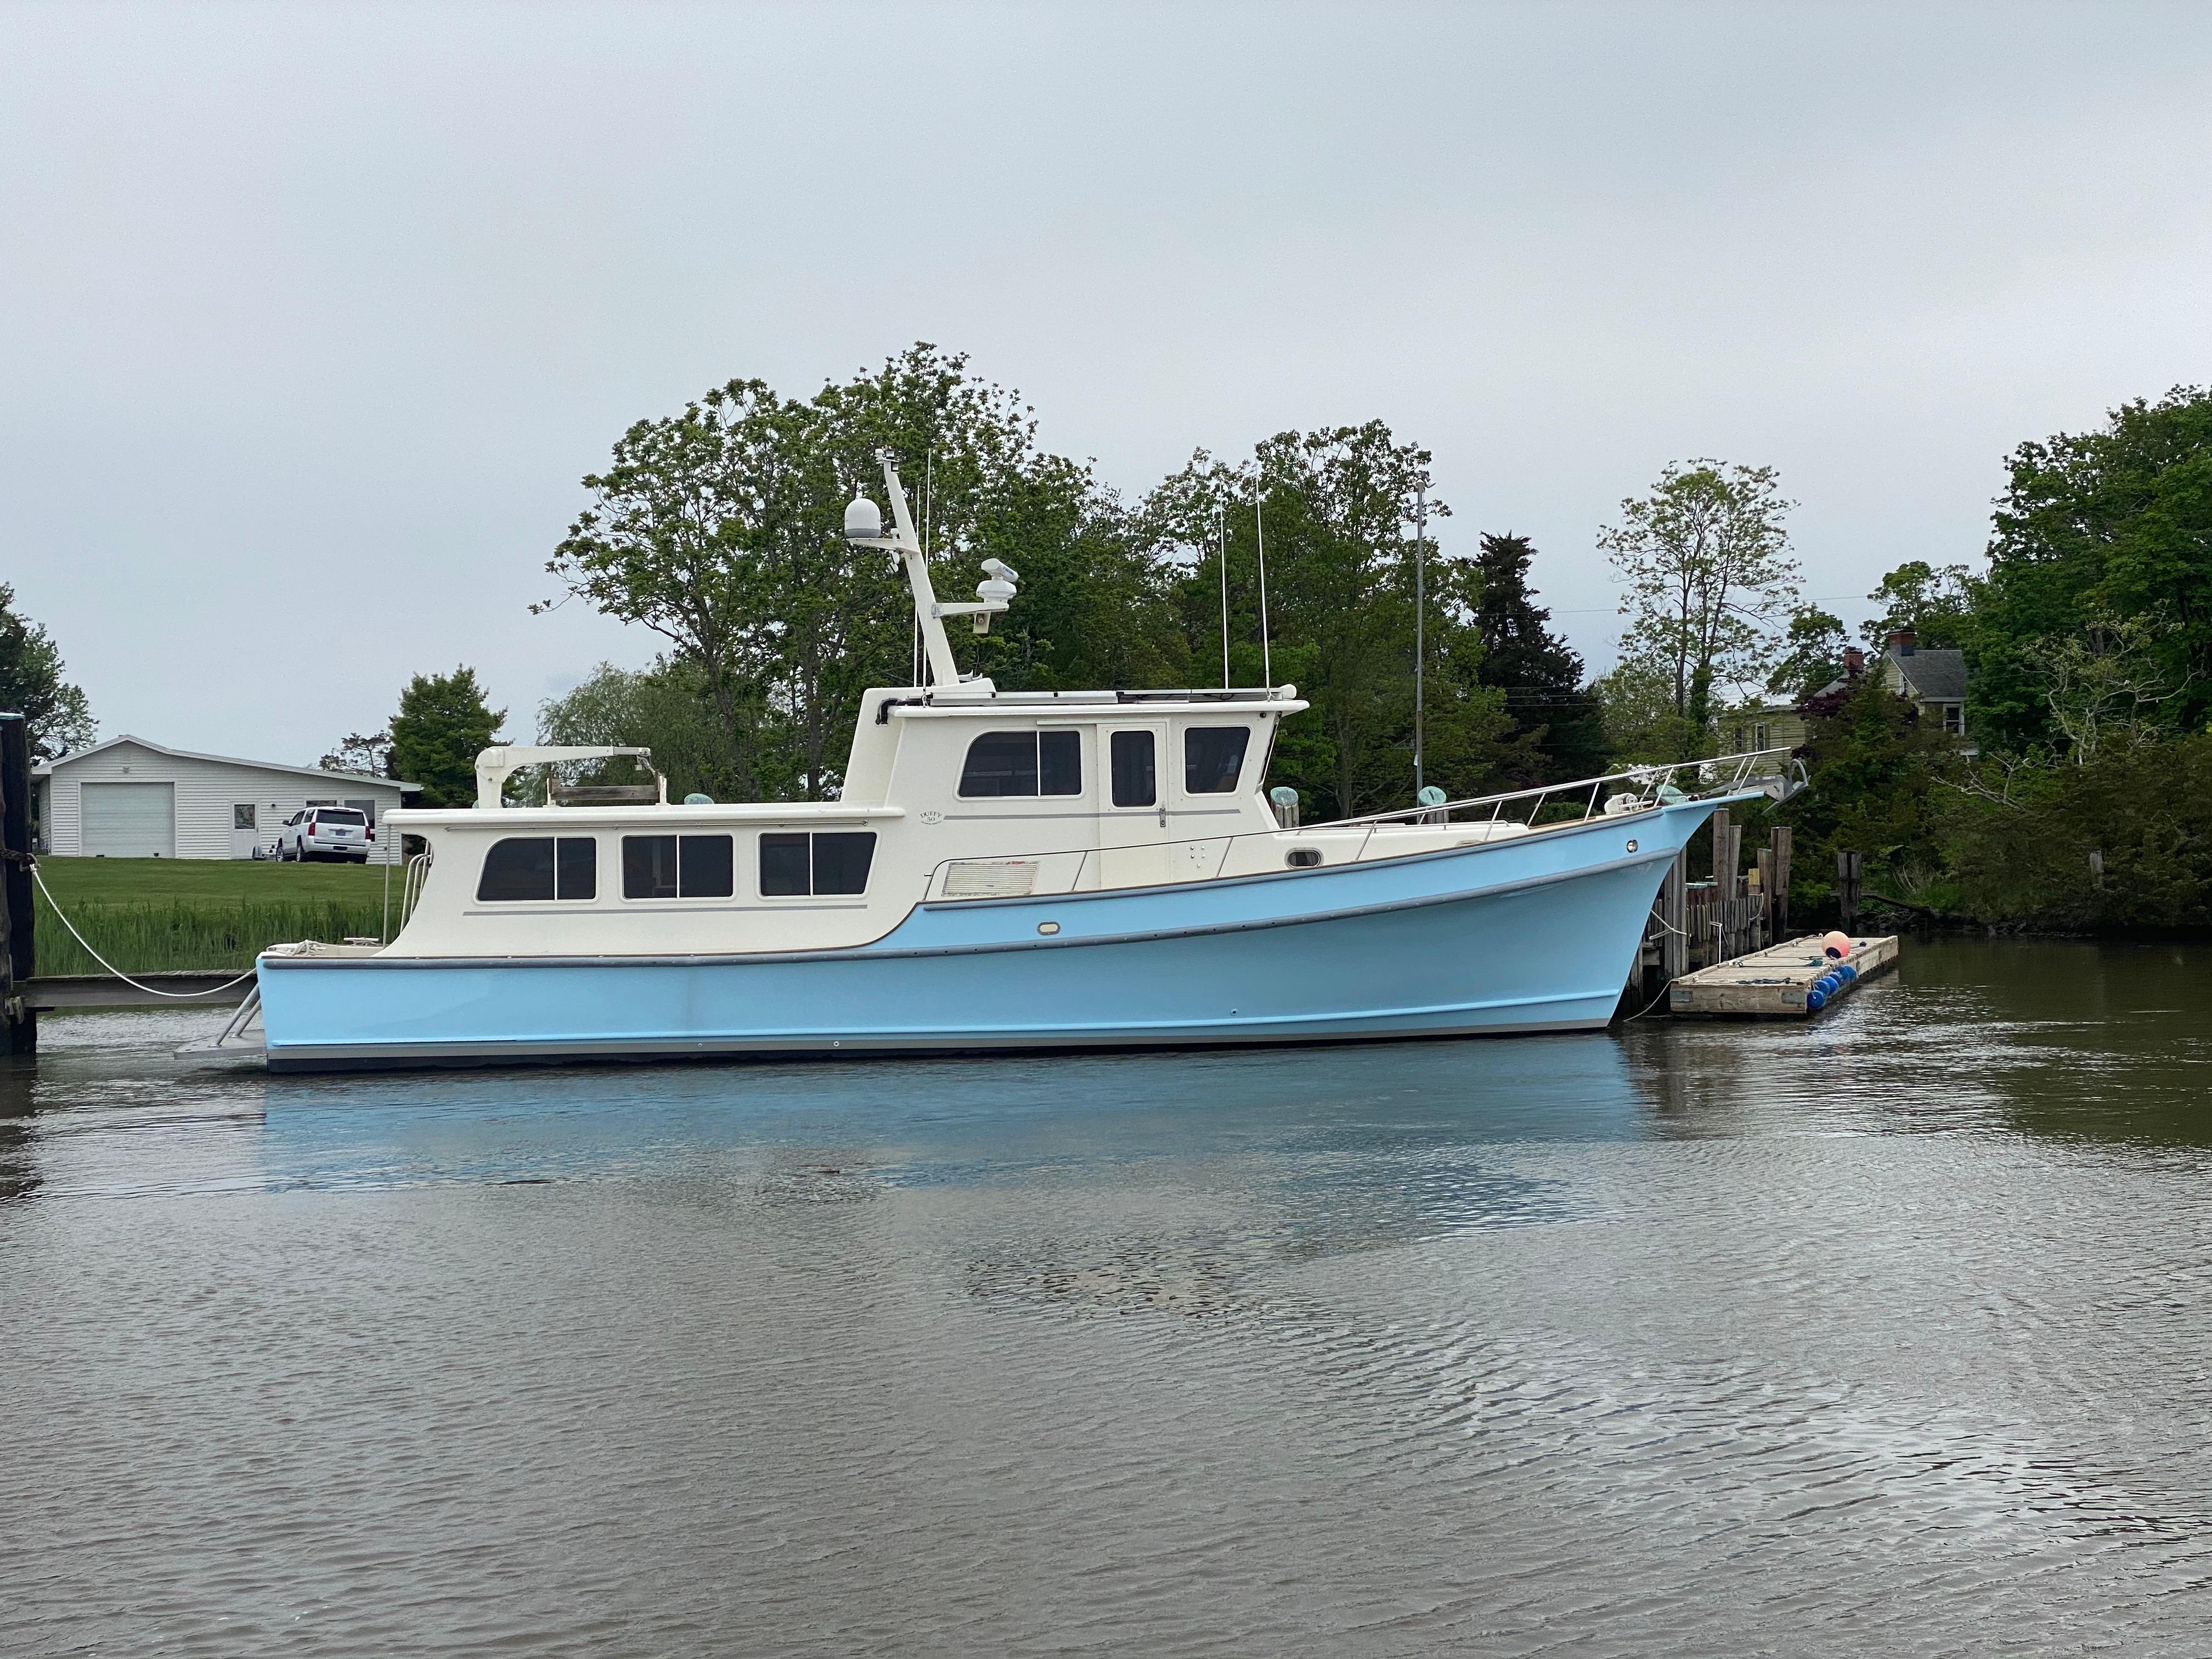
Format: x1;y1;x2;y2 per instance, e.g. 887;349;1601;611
1470;533;1607;781
389;667;506;807
0;584;95;761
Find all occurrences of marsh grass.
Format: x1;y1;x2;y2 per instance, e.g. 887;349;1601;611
34;895;390;975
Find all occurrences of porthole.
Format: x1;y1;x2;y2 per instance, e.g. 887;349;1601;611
1285;847;1322;868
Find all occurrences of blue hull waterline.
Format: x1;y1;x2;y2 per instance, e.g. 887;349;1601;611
257;803;1722;1071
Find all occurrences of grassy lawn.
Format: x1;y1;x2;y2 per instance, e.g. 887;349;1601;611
36;856;399;905
32;856;402;976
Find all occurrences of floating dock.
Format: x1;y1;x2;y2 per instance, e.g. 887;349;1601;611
1669;934;1899;1017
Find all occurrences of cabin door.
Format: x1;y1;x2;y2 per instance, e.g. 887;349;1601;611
1092;721;1181;889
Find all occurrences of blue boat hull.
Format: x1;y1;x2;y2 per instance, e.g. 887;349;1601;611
256;804;1720;1071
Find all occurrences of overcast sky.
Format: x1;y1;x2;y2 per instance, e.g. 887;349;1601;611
6;1;2210;764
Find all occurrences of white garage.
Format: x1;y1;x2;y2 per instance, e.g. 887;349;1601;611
35;735;422;862
80;780;178;858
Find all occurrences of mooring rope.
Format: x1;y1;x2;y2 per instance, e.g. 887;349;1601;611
29;862;258;1000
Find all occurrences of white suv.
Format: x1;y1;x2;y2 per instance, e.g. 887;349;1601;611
277;806;375;863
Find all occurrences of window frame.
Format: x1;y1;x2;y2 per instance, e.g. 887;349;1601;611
957;729;1083;799
1181;725;1252;795
621;832;736;901
477;835;598;904
1109;729;1157;808
757;830;878;898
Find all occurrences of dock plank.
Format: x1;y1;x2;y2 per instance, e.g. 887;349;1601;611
1669;935;1898;1017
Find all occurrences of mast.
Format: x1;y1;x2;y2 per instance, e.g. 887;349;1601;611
845;453;1014;697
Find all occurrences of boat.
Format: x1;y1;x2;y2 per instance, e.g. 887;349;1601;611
201;455;1798;1072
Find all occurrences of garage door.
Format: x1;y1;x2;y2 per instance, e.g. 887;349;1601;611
81;781;176;857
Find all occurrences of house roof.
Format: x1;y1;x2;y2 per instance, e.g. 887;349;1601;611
1889;648;1967;702
34;733;422;793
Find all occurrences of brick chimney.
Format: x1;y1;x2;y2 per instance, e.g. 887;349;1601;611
1887;628;1917;657
1842;646;1865;676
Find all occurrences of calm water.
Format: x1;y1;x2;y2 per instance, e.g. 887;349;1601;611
4;940;2209;1656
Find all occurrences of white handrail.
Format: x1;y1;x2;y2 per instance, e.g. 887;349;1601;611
915;747;1802;901
1322;746;1798;830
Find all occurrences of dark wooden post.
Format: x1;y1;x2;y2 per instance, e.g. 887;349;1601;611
1771;825;1793;940
1756;847;1776;951
1661;851;1688;985
1711;809;1741;958
0;714;32;1054
1837;848;1863;933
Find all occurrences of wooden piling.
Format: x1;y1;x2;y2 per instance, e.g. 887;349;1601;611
1711;809;1743;958
0;713;32;1054
1660;852;1689;985
1756;846;1777;951
1837;848;1863;933
1771;825;1793;940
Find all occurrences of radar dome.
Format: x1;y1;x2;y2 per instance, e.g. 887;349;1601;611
843;492;883;540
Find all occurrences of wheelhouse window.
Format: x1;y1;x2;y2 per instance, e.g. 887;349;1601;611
1183;727;1250;794
623;834;734;900
760;831;877;897
959;730;1080;798
1109;730;1156;808
479;836;597;902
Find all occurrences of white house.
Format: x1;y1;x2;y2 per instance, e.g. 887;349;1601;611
35;735;421;862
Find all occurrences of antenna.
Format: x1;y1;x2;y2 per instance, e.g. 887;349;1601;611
1413;487;1426;795
1217;508;1230;689
916;448;932;689
1255;483;1272;689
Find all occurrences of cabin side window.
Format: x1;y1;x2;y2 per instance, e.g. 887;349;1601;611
622;833;735;900
478;836;597;902
958;730;1081;798
760;831;878;897
1183;727;1250;794
1109;730;1156;807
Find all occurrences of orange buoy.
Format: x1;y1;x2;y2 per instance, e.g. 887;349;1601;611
1822;930;1852;960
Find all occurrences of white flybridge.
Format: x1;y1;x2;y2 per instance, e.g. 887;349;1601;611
206;453;1797;1071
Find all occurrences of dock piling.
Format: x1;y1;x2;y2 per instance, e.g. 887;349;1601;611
1660;853;1688;984
0;713;33;1055
1837;849;1863;932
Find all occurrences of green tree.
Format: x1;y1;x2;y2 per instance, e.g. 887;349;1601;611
805;346;1182;780
1470;532;1607;782
1599;460;1800;730
0;584;95;761
537;658;726;802
1146;425;1517;818
1592;657;1700;765
542;378;812;800
1942;735;2212;928
1971;386;2212;753
318;731;392;777
389;667;506;807
1863;560;1973;650
1782;674;1955;911
545;345;1184;801
1765;606;1850;701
